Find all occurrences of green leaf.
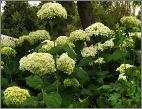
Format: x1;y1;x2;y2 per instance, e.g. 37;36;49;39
61;93;74;107
1;77;9;88
43;92;62;108
99;85;112;90
26;75;43;90
23;96;38;108
109;49;123;61
48;45;63;55
62;44;77;60
73;67;89;84
78;57;93;67
45;80;61;92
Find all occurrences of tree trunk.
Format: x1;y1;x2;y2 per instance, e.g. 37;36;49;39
77;1;94;29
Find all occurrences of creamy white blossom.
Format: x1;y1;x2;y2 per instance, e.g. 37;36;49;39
69;29;90;42
3;86;30;107
85;22;112;37
118;73;127;81
94;57;105;64
19;52;56;75
1;39;16;48
116;64;134;74
81;45;97;57
37;2;67;20
28;30;50;45
57;53;75;75
38;40;54;52
103;38;115;49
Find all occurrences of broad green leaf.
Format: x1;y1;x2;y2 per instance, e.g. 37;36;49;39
43;92;62;108
23;96;38;108
73;67;89;84
78;57;93;67
61;93;74;107
1;77;9;88
48;45;63;55
99;85;112;90
26;75;43;90
62;44;77;60
110;49;123;61
45;80;61;92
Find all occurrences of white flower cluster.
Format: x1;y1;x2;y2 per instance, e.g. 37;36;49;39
28;30;50;45
103;38;115;49
1;47;16;57
57;53;75;75
81;45;97;57
116;64;134;74
94;57;105;64
55;36;69;45
3;86;30;107
120;16;141;31
129;32;141;39
69;29;90;42
38;40;54;52
94;38;115;52
118;73;127;81
19;52;56;75
85;22;112;37
121;37;134;49
64;78;80;87
37;2;67;20
1;39;16;48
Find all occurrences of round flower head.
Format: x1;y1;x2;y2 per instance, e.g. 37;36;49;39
28;30;50;45
57;53;75;75
69;29;90;42
64;78;80;87
19;52;56;75
37;2;67;20
1;47;16;57
120;16;141;32
3;86;30;107
81;45;97;57
116;64;134;74
55;36;74;47
1;39;15;48
85;22;112;37
38;40;54;52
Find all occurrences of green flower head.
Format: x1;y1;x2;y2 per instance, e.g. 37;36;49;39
64;78;80;87
3;86;30;107
1;47;16;57
19;52;56;75
120;16;141;32
37;2;67;20
57;53;75;75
